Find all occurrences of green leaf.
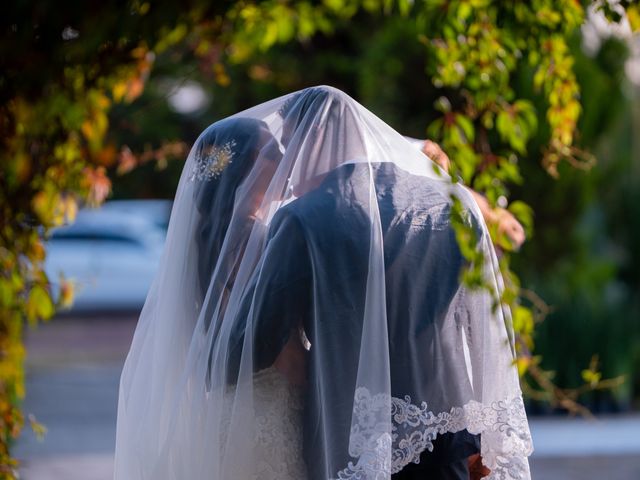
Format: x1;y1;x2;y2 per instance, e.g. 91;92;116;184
508;200;534;236
513;305;534;335
0;279;12;307
26;285;55;324
581;369;602;387
455;114;475;142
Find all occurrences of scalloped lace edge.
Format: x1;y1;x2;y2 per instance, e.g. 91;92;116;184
332;388;533;480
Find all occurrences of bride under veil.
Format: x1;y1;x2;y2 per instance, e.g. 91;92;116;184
113;85;533;480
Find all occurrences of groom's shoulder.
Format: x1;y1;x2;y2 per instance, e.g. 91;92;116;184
270;193;323;226
286;185;336;216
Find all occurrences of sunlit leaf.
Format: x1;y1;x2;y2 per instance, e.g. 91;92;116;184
58;276;75;309
25;285;54;325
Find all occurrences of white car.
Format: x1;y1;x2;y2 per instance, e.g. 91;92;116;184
45;203;168;312
100;199;173;232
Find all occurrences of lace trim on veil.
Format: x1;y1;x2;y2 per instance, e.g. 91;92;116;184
332;388;533;480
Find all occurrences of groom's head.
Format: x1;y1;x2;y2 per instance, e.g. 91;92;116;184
277;86;368;197
278;86;334;148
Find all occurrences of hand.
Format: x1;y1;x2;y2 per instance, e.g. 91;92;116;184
468;453;491;480
422;139;451;173
420;139;526;251
493;208;526;251
473;198;527;253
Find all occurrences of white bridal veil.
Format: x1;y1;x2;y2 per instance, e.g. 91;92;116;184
114;85;533;480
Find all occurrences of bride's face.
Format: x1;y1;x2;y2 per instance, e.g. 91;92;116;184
243;136;283;221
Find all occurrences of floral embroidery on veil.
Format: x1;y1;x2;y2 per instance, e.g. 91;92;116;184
333;388;533;480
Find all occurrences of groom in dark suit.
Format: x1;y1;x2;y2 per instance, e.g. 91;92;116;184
229;158;484;480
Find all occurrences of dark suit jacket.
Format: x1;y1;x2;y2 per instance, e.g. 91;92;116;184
229;161;480;479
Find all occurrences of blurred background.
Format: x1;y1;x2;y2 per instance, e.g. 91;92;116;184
3;1;640;479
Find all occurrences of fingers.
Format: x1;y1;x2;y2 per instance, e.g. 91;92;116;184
422;139;527;250
422;139;451;173
468;453;491;480
496;209;526;250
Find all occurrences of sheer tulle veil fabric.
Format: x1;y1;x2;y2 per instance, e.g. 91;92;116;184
113;85;533;479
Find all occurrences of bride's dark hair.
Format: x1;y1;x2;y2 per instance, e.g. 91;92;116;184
192;117;277;304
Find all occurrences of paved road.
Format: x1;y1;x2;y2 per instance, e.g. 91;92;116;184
13;314;640;480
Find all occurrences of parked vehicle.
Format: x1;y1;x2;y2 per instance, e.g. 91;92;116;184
45;203;168;312
100;199;173;231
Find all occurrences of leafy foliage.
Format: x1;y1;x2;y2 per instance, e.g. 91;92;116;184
201;0;637;411
1;1;638;475
0;2;209;475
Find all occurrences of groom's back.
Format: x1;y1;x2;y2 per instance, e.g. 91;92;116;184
289;161;480;479
296;161;466;339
